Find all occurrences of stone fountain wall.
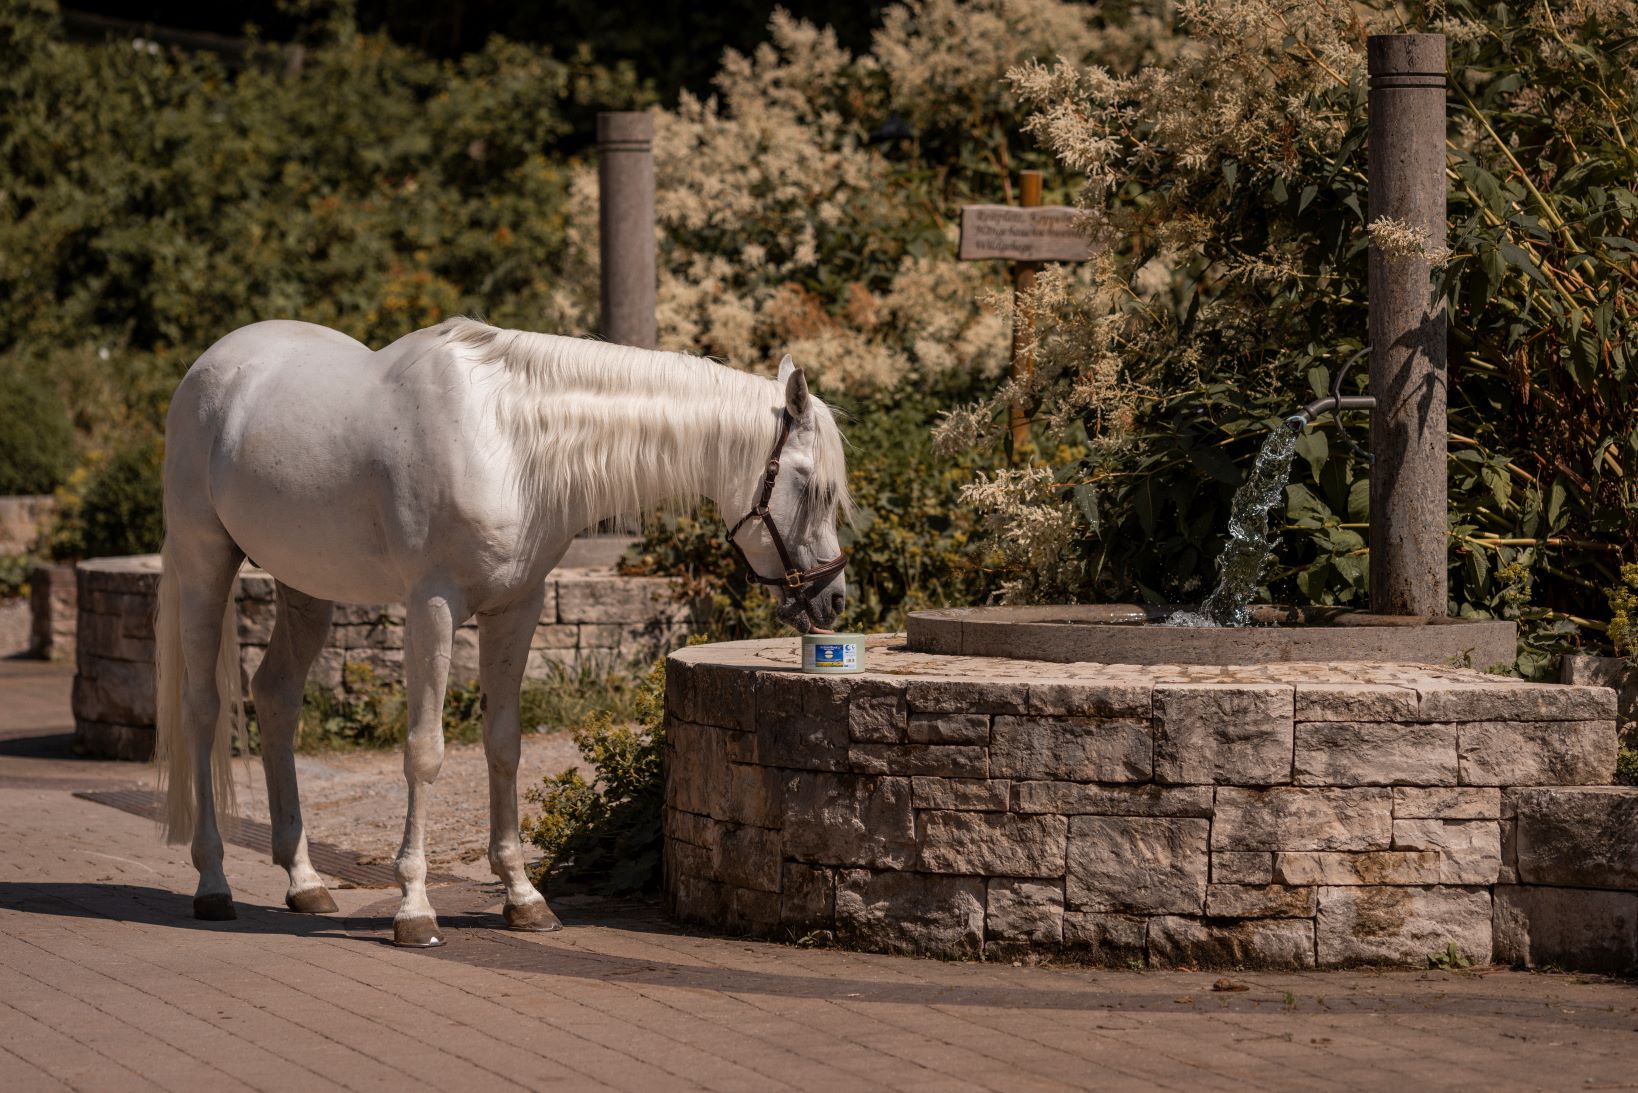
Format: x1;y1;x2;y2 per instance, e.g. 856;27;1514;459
663;639;1637;972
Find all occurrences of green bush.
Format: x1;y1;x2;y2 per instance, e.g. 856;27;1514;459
48;435;165;560
0;364;73;494
523;655;667;896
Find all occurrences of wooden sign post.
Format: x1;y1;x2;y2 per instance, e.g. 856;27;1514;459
959;170;1096;450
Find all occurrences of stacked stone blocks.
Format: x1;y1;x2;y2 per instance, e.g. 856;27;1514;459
664;641;1633;971
73;555;701;758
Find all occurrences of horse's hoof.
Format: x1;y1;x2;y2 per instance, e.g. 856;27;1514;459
504;899;562;933
285;887;339;915
193;894;237;921
393;916;445;948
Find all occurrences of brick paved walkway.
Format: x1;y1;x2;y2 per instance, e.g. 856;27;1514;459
2;658;1636;1092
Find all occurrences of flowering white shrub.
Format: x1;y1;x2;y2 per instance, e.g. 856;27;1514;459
551;0;1153;394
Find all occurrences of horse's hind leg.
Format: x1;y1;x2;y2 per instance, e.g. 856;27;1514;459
170;531;246;920
477;588;560;932
253;582;336;913
392;584;462;947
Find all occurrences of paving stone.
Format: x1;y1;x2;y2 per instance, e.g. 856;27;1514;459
1457;721;1617;786
1061;912;1148;966
834;870;985;957
1147;917;1316;970
990;716;1151;782
1393;787;1502;819
1012;783;1214;817
782;772;916;869
847;679;907;742
907;712;990;745
1205;884;1317;918
1274;851;1442;886
985;878;1064;944
1293;722;1458;787
778;862;836;932
1391;819;1502;885
1025;682;1151;718
1212;787;1392;851
918;811;1067;878
1153;685;1294;785
1066;816;1208;914
1293;683;1420;722
1511;787;1638;889
1493;885;1638;974
848;744;987;778
1211;851;1274;885
911;776;1009;812
1317;885;1493;966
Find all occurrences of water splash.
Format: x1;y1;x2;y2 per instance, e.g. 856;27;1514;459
1171;415;1307;628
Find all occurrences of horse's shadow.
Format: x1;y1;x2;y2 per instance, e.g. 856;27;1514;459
0;880;487;941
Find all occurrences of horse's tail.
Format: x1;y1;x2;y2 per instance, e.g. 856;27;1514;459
154;536;242;845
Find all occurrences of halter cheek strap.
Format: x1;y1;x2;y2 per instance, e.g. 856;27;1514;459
727;410;847;627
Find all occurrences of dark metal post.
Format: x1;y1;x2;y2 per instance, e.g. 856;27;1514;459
596;111;657;349
1368;34;1447;617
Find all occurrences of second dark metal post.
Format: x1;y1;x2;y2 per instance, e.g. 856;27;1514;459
1368;34;1448;617
597;111;657;349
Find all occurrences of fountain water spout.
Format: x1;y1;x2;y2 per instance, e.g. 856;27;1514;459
1291;348;1377;457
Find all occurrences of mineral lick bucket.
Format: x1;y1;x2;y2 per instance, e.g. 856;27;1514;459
801;633;866;674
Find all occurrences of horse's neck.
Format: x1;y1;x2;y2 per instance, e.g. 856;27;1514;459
496;347;776;530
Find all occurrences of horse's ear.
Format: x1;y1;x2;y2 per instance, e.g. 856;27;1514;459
780;355;810;417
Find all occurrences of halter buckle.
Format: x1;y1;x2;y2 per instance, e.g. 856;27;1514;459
783;570;806;590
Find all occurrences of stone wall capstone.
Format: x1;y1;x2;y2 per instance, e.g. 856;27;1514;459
72;554;705;759
663;638;1638;972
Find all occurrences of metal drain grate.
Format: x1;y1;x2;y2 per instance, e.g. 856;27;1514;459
75;788;464;888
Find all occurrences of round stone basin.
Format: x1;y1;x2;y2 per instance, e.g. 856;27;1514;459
908;605;1518;669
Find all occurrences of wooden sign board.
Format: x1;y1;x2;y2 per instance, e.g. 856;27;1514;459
958;204;1095;263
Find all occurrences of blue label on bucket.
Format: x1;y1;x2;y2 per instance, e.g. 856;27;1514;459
814;643;849;663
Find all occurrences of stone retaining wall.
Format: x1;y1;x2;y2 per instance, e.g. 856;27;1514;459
74;554;702;759
663;639;1637;972
29;563;76;660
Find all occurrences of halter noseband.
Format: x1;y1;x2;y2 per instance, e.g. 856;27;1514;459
727;410;847;628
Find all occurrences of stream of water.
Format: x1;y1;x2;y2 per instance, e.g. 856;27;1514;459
1170;416;1307;628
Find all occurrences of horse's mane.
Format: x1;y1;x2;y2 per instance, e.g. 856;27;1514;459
434;317;851;523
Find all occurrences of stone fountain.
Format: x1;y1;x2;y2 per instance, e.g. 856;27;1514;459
662;36;1638;972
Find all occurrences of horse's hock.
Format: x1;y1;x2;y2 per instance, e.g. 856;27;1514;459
663;638;1638;972
72;554;705;759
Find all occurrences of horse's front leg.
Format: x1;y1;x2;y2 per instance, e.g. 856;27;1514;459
392;585;462;947
477;587;561;932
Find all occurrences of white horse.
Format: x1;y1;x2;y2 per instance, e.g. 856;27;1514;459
155;317;849;945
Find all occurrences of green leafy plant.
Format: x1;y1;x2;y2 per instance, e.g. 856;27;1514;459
1608;564;1638;658
48;435;165;560
1428;942;1473;971
0;363;73;495
522;654;668;896
0;553;34;599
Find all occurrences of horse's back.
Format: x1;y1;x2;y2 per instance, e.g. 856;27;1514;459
165;320;513;605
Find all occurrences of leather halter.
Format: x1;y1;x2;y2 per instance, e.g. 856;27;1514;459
727;410;847;628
